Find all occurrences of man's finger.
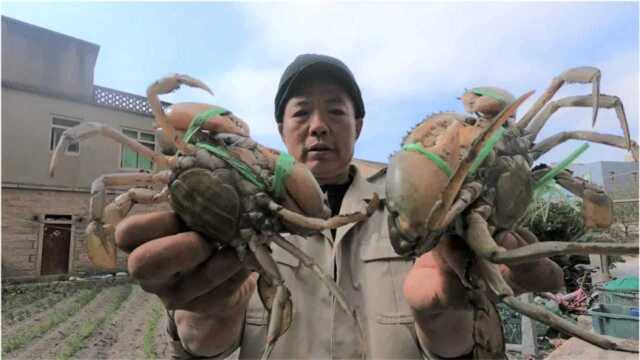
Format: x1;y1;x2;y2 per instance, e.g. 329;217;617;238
495;230;528;249
182;269;255;313
164;248;247;307
413;234;473;282
116;211;184;253
404;264;470;313
128;231;213;284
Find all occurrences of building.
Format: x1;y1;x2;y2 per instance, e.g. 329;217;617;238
569;161;639;224
569;161;639;197
2;16;169;279
1;16;388;280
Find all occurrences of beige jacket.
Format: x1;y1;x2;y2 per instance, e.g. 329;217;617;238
167;164;427;359
239;164;423;359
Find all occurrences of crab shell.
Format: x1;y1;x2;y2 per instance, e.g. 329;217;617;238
165;102;328;220
386;113;484;255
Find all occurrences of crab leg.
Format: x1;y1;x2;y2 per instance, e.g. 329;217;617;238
248;236;292;360
147;74;213;155
531;130;638;161
439;181;484;228
490;241;638;265
262;193;380;230
49;122;174;176
525;94;631;150
502;296;638;352
465;224;639;353
87;178;170;269
465;208;638;263
517;67;601;131
465;212;506;259
90;171;172;222
270;233;368;359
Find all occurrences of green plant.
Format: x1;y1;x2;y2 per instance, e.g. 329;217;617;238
2;288;100;354
56;284;132;360
525;180;584;243
143;300;164;359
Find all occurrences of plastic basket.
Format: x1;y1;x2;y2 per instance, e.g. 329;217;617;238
598;289;640;307
589;303;639;340
597;277;639;307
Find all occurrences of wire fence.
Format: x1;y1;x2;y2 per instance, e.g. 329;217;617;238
605;170;639;242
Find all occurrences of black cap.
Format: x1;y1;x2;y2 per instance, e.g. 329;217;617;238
274;54;365;123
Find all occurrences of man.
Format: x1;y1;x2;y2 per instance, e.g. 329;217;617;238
116;54;563;359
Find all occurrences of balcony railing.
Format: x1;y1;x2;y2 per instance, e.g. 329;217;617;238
2;80;171;117
93;85;170;117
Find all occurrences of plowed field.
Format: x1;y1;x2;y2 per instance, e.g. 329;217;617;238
2;277;172;360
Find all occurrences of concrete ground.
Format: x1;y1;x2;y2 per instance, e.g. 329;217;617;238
610;255;639;279
545;256;639;358
545;337;638;359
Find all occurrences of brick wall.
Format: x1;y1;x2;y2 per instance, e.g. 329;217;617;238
2;187;169;278
3;161;388;279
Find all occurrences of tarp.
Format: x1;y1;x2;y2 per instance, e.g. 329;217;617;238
602;276;639;292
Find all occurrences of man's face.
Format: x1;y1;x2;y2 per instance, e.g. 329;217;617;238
279;79;363;185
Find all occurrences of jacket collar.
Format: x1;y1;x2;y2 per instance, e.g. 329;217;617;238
333;163;385;243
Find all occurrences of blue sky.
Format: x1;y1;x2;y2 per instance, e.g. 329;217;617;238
2;1;638;165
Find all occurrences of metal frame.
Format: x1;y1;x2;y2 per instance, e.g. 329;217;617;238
118;126;157;171
36;214;77;275
48;114;83;156
505;293;538;357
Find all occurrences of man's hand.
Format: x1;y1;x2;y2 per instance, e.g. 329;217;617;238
403;229;563;358
115;211;256;357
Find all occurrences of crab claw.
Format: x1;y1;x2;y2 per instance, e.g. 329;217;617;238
559;67;601;127
460;87;516;118
147;73;214;97
146;74;214;156
86;222;118;269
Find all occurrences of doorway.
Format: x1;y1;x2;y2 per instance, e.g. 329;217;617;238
40;215;73;275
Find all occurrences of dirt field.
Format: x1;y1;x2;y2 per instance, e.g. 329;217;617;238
2;276;173;360
4;272;635;360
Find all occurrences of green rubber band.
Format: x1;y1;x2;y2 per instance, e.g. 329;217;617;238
469;127;506;175
183;108;300;196
271;153;295;199
472;87;506;104
195;143;266;190
403;143;453;178
534;143;590;191
183;108;230;144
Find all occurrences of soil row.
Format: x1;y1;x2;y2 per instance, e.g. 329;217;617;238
2;279;170;360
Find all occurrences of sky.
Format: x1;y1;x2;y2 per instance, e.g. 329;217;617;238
2;1;639;166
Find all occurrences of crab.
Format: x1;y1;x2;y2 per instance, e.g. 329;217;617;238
49;74;378;359
385;67;639;357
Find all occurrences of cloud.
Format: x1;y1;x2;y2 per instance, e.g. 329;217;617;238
240;2;627;99
533;48;639;163
150;66;287;150
162;2;637;163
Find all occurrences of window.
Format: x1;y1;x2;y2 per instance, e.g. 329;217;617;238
50;117;81;153
121;128;155;170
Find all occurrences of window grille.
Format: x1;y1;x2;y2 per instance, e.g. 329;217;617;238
121;128;156;170
50;117;81;153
